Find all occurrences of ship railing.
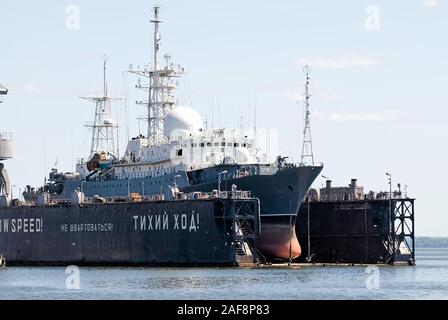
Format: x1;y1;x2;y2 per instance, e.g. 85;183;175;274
83;194;164;204
40;199;72;206
298;161;324;168
222;190;253;199
174;190;253;201
35;190;254;207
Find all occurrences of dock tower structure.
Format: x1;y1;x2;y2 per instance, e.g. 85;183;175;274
0;84;13;207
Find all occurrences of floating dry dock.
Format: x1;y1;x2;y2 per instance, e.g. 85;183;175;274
0;191;261;267
296;179;416;266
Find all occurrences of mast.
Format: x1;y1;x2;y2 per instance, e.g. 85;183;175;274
301;65;315;166
152;6;162;71
130;5;184;146
103;57;108;96
81;57;120;157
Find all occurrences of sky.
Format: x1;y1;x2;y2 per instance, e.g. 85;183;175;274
0;0;447;236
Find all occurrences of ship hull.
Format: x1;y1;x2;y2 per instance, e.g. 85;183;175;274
182;166;323;260
0;199;259;266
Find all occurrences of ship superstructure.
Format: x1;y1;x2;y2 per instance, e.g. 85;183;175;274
21;6;323;260
0;83;7;102
0;84;13;207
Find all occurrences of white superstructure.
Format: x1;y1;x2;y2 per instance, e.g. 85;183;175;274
0;84;12;206
77;6;269;180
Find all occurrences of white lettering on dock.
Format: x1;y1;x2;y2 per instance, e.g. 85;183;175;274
133;211;200;233
60;223;114;233
0;218;43;234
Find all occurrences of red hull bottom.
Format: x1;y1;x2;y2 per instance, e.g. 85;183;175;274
257;221;302;260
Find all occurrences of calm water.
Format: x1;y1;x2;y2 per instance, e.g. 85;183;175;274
0;248;447;300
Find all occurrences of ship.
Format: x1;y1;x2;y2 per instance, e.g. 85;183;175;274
2;6;322;264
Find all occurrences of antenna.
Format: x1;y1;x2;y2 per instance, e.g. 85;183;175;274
211;96;215;130
122;70;131;144
103;55;108;96
204;114;209;130
301;65;315;166
218;100;222;128
129;5;184;146
81;57;121;158
151;5;163;71
254;95;258;147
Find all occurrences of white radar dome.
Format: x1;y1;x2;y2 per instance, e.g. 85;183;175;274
164;107;203;138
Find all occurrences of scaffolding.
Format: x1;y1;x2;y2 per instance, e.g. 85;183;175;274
385;198;416;265
215;198;261;266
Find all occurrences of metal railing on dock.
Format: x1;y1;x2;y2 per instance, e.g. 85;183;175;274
212;196;261;266
174;190;252;201
16;190;255;208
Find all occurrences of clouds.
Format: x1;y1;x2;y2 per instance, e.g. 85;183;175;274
296;54;382;69
314;109;406;122
422;0;439;7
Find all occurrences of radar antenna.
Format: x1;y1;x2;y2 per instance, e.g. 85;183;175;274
301;65;315;166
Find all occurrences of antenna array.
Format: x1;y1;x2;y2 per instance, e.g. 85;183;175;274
301;65;315;166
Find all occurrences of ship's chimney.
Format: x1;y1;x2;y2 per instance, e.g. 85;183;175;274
326;180;332;189
351;179;357;188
